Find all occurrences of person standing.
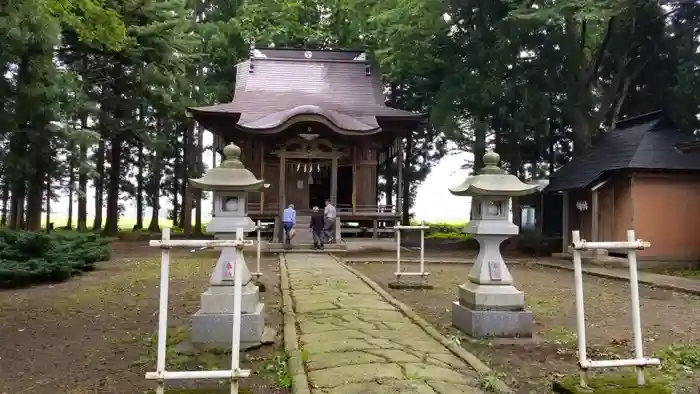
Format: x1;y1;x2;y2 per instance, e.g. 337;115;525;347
282;204;296;250
323;199;336;243
310;206;325;250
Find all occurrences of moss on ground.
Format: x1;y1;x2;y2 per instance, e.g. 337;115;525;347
553;374;671;394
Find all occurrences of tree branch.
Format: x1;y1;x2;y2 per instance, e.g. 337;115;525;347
586;16;616;87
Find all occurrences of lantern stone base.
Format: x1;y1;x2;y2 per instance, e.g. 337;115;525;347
452;301;533;338
452;281;533;338
457;282;525;311
199;283;261;314
192;302;266;348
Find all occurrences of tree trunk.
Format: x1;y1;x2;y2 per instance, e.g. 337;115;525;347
9;186;24;230
473;117;487;173
25;160;45;231
571;109;593;154
45;178;51;233
93;139;105;232
135;142;144;231
1;179;8;226
77;137;88;232
147;150;162;233
66;156;75;229
172;153;181;228
182;118;194;236
104;137;122;235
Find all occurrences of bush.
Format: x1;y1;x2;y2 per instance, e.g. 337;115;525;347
0;229;112;288
513;232;561;256
423;221;470;240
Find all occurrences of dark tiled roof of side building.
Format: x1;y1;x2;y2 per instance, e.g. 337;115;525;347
546;111;700;192
188;48;424;134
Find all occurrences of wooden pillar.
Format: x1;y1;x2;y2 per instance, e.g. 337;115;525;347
277;153;286;243
536;191;544;233
396;137;404;222
330;156;338;206
562;191;570;253
259;142;265;213
279;154;286;212
351;146;357;214
591;189;599;242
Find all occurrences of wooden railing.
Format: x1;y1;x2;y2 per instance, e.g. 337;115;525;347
247;202;279;215
247;202;398;217
337;204;398;216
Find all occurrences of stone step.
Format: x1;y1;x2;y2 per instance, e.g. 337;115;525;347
266;243;347;253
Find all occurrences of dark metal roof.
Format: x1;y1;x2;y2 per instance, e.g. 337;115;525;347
547;111;700;192
189;47;424;135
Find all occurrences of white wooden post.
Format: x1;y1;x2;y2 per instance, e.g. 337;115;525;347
396;227;401;280
230;229;244;394
570;230;659;388
420;221;425;284
393;224;431;283
252;220;262;279
626;229;646;385
146;228;253;393
155;227;171;394
571;230;588;387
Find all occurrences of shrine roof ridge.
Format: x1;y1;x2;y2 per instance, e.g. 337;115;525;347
251;47;369;63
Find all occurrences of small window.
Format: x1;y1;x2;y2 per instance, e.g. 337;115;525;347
223;196;240;212
521;206;536;231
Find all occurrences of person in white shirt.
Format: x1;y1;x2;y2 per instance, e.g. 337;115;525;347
323;199;336;243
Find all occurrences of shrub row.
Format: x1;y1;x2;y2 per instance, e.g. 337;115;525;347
0;230;112;288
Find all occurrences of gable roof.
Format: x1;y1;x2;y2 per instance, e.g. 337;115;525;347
189;48;424;136
547;111;700;192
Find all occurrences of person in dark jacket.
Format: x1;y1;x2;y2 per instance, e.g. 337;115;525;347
310;206;325;250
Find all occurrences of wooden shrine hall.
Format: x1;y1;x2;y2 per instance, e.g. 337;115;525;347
188;46;424;240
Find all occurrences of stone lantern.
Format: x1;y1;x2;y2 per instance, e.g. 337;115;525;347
189;142;269;349
449;151;538;338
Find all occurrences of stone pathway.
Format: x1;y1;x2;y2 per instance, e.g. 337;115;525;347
283;253;489;394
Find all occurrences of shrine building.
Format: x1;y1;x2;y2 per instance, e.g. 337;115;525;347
188;46;424;241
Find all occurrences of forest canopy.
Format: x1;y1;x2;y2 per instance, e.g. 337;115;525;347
1;0;698;234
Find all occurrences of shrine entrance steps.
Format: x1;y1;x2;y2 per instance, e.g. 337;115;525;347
280;253;493;394
265;243;347;253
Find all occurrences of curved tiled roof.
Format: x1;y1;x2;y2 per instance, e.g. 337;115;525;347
188;48;424;135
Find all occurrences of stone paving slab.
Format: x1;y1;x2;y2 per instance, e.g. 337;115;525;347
283;253;488;394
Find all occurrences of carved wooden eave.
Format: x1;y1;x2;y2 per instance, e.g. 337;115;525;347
272;138;347;159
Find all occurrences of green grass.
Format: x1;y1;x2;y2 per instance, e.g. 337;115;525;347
554;374;672;394
554;344;700;393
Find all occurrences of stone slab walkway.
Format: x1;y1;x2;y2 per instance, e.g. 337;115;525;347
282;253;490;394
